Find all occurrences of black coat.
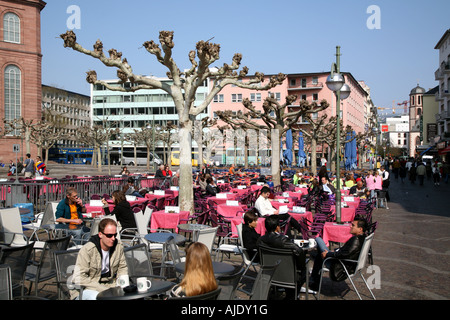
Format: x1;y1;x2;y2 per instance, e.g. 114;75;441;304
104;200;137;230
257;231;306;270
242;224;260;263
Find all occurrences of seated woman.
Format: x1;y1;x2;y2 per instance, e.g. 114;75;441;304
101;190;137;235
205;177;219;196
242;210;260;263
120;166;130;175
170;242;218;297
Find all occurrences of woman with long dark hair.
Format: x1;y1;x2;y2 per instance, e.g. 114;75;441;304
101;190;137;231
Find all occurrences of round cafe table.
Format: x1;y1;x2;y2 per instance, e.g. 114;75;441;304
175;261;235;276
96;280;176;300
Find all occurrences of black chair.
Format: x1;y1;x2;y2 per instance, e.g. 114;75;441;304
0;264;13;300
54;249;83;300
168;287;221;300
248;260;280;300
25;235;72;297
0;242;35;297
216;267;245;300
123;244;167;282
258;243;308;300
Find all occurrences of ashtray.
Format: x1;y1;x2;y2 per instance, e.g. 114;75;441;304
123;284;137;293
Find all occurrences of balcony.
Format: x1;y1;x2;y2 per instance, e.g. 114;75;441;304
435;68;444;80
436;110;450;122
435;91;444;102
288;82;323;91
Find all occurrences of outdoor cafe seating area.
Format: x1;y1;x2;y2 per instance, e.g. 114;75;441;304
0;168;377;300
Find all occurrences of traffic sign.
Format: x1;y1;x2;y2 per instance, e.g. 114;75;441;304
13;144;20;153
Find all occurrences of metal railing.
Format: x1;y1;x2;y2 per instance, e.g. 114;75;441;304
0;176;173;214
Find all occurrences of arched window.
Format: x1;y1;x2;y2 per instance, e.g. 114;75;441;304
3;12;20;43
4;65;22;129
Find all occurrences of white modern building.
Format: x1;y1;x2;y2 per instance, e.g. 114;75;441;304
91;77;210;154
385;115;409;150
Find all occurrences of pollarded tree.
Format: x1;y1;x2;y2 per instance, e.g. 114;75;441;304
217;96;329;186
60;30;286;212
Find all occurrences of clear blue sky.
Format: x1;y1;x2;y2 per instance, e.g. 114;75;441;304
41;0;450;113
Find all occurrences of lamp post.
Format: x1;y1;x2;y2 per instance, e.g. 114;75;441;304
326;46;351;224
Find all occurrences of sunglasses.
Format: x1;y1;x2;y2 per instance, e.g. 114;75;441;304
102;233;117;238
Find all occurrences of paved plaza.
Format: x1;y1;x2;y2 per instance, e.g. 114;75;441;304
1;164;449;301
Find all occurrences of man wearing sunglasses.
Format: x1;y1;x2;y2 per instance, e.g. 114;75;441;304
72;218;128;300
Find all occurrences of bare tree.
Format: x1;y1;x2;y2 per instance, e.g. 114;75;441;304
297;114;336;174
217;96;329;186
3;118;34;155
60;30;285;212
29;121;67;165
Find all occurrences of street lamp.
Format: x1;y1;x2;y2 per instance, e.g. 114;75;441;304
326;46;351;224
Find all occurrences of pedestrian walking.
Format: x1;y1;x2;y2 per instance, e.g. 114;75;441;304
416;162;426;186
432;162;441;186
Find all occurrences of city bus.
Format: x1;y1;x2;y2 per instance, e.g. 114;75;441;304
48;147;94;164
170;150;207;167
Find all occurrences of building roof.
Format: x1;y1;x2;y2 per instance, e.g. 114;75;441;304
434;29;450;49
410;84;426;95
424;85;439;95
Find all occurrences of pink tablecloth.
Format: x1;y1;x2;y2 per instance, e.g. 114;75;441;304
230;188;250;196
331;206;356;222
216;204;247;218
84;204;114;217
321;222;352;246
207;193;238;205
270;200;294;210
150;210;190;233
294;187;308;194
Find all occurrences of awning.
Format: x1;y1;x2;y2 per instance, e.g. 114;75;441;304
419;146;433;156
438;146;450;155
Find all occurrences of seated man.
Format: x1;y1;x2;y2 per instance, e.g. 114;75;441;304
349;178;365;197
254;186;303;236
256;214;306;299
154;164;165;179
309;217;368;291
72;218;128;300
55;187;90;244
320;176;336;195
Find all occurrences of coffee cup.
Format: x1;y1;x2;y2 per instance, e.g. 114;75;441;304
136;277;152;293
308;238;316;247
116;274;129;288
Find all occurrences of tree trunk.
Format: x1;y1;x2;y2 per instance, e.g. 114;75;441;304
271;128;281;187
178;120;194;213
311;138;317;174
97;146;102;172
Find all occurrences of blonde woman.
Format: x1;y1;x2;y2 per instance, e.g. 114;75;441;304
170;242;218;297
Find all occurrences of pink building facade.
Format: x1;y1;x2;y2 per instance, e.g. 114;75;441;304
209;71;369;163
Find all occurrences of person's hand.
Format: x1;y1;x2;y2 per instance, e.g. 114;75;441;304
321;250;328;259
72;218;83;225
101;198;108;205
274;210;279;215
75;197;83;206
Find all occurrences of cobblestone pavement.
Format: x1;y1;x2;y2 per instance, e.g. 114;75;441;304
3;164;449;301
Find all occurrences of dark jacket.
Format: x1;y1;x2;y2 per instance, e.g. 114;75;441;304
326;234;365;281
155;169;165;179
103;200;137;230
257;231;306;270
242;224;261;263
205;184;218;196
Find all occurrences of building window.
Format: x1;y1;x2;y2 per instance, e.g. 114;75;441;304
3;12;20;43
290;79;296;86
312;93;318;101
312;77;318;85
231;94;242;103
4;65;21;130
250;93;261;102
213;94;224;103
